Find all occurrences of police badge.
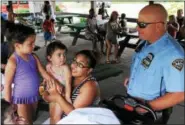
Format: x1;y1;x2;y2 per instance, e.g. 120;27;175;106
172;59;184;71
141;53;154;68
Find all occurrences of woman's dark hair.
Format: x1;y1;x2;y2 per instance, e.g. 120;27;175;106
46;40;67;57
1;99;12;125
75;50;98;69
88;8;95;18
43;1;50;14
5;23;35;44
109;11;118;23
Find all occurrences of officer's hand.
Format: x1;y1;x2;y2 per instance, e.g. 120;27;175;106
135;107;148;114
123;77;129;88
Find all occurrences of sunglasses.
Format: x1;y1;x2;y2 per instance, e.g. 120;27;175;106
137;21;165;28
71;58;89;68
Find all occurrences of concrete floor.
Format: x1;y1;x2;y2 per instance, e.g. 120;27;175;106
33;31;184;124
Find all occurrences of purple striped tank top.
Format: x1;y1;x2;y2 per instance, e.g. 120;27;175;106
12;52;40;104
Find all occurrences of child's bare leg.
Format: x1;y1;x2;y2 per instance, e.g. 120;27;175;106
32;102;38;121
45;41;47;46
106;40;112;62
17;104;33;124
114;44;118;60
49;102;63;124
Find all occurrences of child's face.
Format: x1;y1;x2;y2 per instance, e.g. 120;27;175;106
48;49;66;66
17;35;36;54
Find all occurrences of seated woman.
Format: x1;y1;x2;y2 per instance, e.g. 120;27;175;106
85;8;104;54
42;50;100;122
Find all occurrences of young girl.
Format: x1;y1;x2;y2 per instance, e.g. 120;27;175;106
105;11;122;64
46;41;72;124
43;15;52;46
4;23;56;124
50;18;56;40
1;99;27;124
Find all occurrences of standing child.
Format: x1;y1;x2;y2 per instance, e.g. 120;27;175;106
50;18;56;40
105;11;122;64
46;41;72;124
4;24;56;124
43;15;52;46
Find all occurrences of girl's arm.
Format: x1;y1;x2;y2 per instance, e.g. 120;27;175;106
33;54;63;93
4;56;16;103
63;65;72;102
33;54;51;81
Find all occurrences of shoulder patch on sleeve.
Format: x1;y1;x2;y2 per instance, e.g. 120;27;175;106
172;59;184;71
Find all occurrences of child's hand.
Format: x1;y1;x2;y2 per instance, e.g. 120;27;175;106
65;94;72;104
43;80;61;103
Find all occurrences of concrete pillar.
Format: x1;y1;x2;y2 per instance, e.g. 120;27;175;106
8;1;13;12
91;1;96;14
49;0;56;20
149;1;154;5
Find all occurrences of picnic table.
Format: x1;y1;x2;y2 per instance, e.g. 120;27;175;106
67;22;87;45
56;14;79;32
67;20;139;47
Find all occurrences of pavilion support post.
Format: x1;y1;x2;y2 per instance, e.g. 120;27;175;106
149;1;154;5
8;1;13;12
91;1;96;14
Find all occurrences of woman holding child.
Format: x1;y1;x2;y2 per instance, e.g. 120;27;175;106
42;50;101;123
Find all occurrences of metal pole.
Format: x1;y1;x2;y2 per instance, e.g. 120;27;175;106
149;1;154;5
91;1;96;13
8;1;13;12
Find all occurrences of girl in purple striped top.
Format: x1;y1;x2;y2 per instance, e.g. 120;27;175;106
4;24;57;124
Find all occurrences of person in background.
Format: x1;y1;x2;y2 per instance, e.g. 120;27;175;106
45;41;72;124
105;11;122;64
1;17;14;73
176;9;184;39
42;1;51;17
6;5;15;23
50;18;56;40
98;2;109;19
179;18;185;40
43;15;52;46
167;15;179;38
116;13;130;62
1;99;28;124
85;8;104;54
123;4;184;124
42;50;100;121
176;9;184;28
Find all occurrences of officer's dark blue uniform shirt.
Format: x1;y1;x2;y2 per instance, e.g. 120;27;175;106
127;32;184;101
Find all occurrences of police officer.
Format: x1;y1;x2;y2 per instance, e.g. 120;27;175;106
124;4;184;123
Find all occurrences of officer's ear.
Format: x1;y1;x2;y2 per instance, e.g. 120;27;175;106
156;23;164;33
